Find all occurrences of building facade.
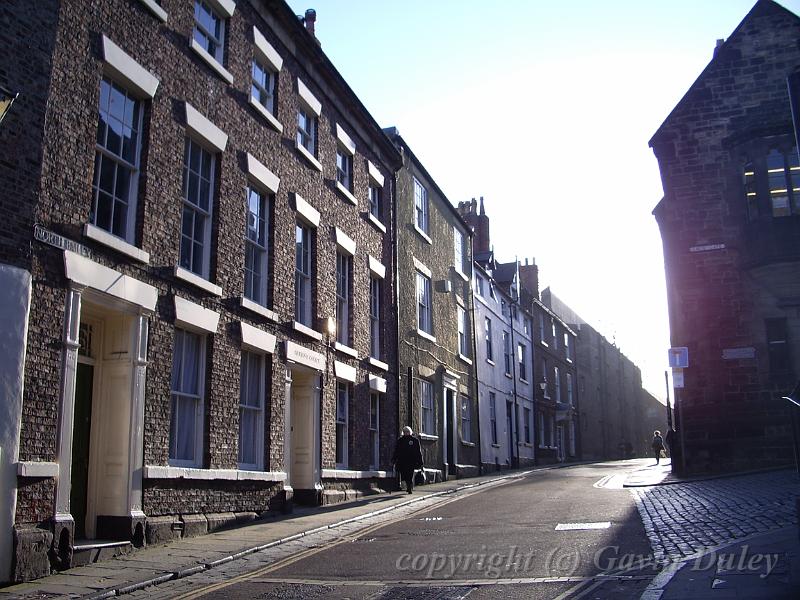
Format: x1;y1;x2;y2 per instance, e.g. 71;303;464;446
386;129;479;482
651;0;800;474
0;0;401;581
471;262;536;471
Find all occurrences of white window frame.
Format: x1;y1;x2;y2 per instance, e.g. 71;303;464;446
539;313;546;345
416;271;433;335
244;185;270;307
523;406;531;444
370;276;381;360
485;317;494;362
169;328;206;468
518;343;527;381
336;381;349;469
567;372;574;405
564;332;571;361
369;183;382;219
552;319;558;350
369;392;380;470
453;227;465;274
538;412;545;448
489;392;498;445
413;176;429;235
91;77;144;245
295;221;313;327
180;136;216;279
460;395;472;443
335;251;351;346
193;0;227;65
250;27;283;131
554;366;561;403
457;306;469;357
336;146;353;191
420;379;435;435
238;350;265;470
474;273;485;298
251;59;275;115
297;107;316;155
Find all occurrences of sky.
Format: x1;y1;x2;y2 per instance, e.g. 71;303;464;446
287;0;800;398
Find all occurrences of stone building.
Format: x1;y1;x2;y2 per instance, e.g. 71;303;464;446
385;129;479;482
651;0;800;474
0;0;401;581
470;260;536;471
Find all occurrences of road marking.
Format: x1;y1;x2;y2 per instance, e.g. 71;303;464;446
243;574;654;587
555;522;611;530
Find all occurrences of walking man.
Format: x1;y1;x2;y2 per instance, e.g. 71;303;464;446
392;426;424;494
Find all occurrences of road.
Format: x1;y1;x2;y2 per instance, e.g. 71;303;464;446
134;461;661;599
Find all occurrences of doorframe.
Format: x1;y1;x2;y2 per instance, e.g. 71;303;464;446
284;366;321;493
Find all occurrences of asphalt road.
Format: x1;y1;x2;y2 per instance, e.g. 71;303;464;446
147;461;660;599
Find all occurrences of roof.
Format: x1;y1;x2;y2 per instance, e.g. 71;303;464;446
649;0;800;147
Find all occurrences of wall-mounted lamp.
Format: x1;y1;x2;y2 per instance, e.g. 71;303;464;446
0;86;18;127
325;316;336;343
539;381;548;393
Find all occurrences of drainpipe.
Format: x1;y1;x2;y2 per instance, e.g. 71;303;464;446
391;149;405;436
468;238;482;475
509;294;519;468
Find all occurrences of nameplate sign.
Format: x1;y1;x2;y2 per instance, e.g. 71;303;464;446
722;347;755;360
689;243;726;253
34;225;91;258
284;340;325;371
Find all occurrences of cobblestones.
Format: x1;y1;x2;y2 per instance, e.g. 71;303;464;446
631;470;800;563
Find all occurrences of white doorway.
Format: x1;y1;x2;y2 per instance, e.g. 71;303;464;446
287;368;320;493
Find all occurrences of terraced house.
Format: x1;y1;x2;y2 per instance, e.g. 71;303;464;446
0;0;400;581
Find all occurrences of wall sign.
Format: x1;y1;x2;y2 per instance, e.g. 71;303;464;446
34;224;91;258
722;347;756;360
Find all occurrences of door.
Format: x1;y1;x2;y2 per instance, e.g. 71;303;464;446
445;389;455;469
506;401;514;464
71;363;94;540
558;426;566;462
288;370;319;490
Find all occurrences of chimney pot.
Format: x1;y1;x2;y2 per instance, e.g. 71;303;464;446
304;8;317;37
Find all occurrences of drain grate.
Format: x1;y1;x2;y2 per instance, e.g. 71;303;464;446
371;585;475;600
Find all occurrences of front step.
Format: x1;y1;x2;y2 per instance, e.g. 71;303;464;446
72;539;132;567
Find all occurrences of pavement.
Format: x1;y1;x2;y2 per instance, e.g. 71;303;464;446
0;460;798;600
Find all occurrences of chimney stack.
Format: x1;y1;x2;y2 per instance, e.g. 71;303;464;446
304;9;317;38
713;38;724;58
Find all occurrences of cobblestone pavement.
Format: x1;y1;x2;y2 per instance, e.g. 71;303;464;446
631;469;800;564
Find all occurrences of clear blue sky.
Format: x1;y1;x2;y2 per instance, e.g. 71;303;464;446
286;0;800;397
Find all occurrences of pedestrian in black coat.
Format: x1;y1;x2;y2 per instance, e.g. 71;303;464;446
652;430;665;465
392;426;424;494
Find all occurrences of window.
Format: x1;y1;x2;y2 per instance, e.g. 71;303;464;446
369;392;380;470
420;379;434;435
336;382;349;468
524;318;530;336
767;148;800;217
567;372;574;405
502;331;512;375
564;333;571;361
523;407;531;444
335;252;352;345
180;137;215;278
554;366;561;403
413;177;429;234
474;273;485;297
541;359;548;389
518;343;527;381
251;59;275;114
766;318;791;377
538;413;545;448
485;318;494;362
244;186;270;306
458;306;469;357
370;277;381;359
369;184;382;219
336;146;352;191
416;271;432;334
454;227;465;273
91;78;142;242
239;351;264;470
295;222;312;326
489;392;498;445
539;313;546;344
296;108;316;155
460;395;472;443
193;0;225;64
169;329;205;467
552;320;558;350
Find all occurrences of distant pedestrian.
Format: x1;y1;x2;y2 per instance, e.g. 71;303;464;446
652;430;665;465
392;426;423;494
664;426;676;457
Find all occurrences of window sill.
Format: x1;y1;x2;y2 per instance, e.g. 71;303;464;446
321;468;391;479
566;358;573;364
413;224;432;245
335;181;358;206
417;329;437;343
295;140;322;172
368;357;389;371
486;359;495;366
540;341;549;348
367;212;386;233
458;353;473;365
504;372;513;379
461;441;476;447
520;378;529;384
334;342;358;359
144;465;287;482
240;296;278;322
491;443;501;449
84;223;150;264
137;0;168;22
419;433;439;441
174;266;222;296
293;321;323;341
189;38;233;84
248;96;283;133
453;267;469;282
17;461;59;478
474;294;490;308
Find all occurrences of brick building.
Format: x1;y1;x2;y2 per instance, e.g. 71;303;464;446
0;0;401;581
651;0;800;474
385;129;479;482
